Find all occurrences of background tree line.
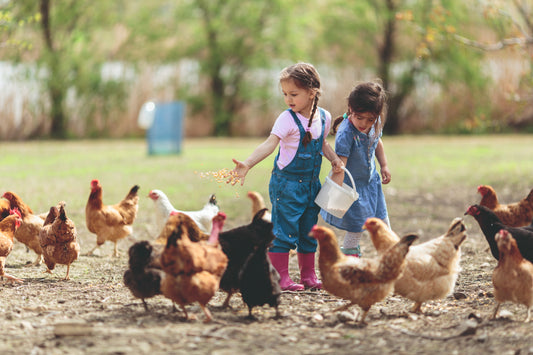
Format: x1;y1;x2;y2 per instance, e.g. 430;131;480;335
1;0;532;139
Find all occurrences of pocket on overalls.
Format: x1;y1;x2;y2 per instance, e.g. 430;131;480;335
297;153;312;160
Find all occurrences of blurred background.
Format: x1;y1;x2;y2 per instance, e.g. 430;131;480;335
1;0;532;140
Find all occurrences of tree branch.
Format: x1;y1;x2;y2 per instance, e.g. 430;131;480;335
453;33;533;51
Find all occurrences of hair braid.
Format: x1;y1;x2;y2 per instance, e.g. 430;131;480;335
302;95;319;147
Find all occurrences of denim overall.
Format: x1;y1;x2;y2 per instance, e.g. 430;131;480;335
269;108;325;253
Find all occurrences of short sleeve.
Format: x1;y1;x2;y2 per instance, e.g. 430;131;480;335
334;120;354;158
271;111;293;140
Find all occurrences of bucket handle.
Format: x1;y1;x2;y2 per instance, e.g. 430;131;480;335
328;167;357;198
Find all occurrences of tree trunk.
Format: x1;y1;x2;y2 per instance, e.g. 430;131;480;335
40;0;67;139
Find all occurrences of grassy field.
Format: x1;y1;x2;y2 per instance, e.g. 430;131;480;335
1;135;531;232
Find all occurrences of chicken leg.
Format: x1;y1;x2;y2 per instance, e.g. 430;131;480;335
25;254;43;267
199;304;213;323
1;273;23;283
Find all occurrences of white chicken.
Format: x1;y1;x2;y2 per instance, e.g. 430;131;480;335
148;190;219;234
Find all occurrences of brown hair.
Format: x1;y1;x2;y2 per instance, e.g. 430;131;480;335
279;63;321;147
332;80;387;139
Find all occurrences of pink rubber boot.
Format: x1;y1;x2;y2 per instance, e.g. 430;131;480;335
268;252;304;291
298;252;322;290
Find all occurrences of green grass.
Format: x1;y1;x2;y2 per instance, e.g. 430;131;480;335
0;135;532;237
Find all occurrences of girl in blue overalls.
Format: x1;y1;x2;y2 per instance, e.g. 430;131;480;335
322;81;392;257
231;63;343;290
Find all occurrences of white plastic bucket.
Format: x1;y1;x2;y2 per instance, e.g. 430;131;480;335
315;167;359;218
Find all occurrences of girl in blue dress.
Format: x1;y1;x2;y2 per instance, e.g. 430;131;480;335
321;81;391;257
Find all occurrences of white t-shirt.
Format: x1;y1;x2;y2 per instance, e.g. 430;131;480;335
270;108;332;169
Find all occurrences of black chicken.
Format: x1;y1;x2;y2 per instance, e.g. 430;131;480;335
465;204;533;262
123;241;164;310
218;209;276;308
238;230;281;318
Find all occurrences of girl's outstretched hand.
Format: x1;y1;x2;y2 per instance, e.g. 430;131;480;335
230;158;249;186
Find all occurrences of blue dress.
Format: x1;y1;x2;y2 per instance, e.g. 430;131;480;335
321;117;388;232
269;109;325;253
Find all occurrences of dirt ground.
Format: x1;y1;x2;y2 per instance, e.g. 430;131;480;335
1;188;533;355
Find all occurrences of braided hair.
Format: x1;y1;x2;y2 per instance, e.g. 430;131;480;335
332;80;388;139
279;63;321;147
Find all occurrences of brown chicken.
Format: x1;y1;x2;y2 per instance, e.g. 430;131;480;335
364;217;467;313
0;209;23;283
0;198;11;220
124;211;226;311
492;229;533;322
2;191;44;265
478;185;533;227
160;211;227;322
85;180;140;257
309;225;417;323
154;210;212;246
39;203;80;280
247;191;271;222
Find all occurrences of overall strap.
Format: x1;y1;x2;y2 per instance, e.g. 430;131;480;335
288;109;306;139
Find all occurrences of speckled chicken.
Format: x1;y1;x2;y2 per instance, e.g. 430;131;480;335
310;225;417;323
39;203;80;280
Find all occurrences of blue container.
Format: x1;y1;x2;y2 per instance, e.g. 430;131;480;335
146;101;185;155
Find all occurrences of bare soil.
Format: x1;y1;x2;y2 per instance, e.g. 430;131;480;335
1;188;533;355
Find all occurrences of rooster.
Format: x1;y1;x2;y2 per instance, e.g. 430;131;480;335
148;189;219;234
0;209;23;283
492;229;533;322
160;211;227;322
310;225;417;323
2;191;44;265
364;217;467;313
85;180;140;257
39;203;80;280
478;185;533;227
465;204;533;263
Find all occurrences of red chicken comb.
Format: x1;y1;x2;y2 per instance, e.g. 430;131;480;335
9;207;21;218
170;211;181;216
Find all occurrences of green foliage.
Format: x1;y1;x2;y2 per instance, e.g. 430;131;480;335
162;0;297;136
6;1;130;138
